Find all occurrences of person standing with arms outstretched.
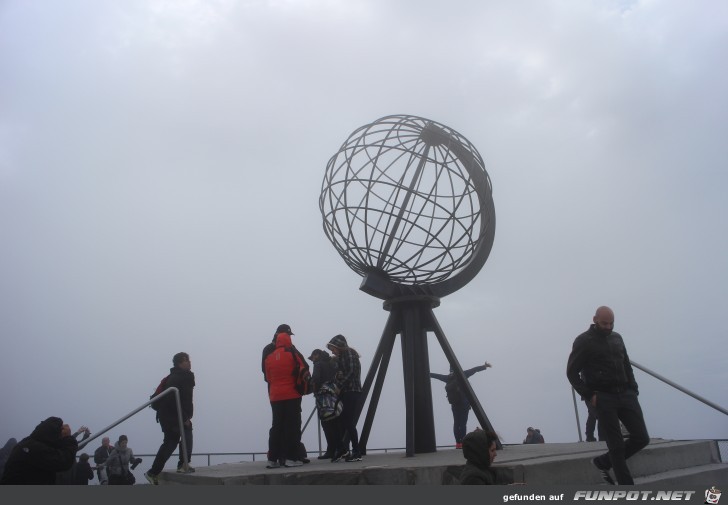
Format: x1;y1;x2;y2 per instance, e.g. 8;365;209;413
566;306;649;485
430;361;491;449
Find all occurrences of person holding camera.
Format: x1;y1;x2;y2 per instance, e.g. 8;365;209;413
104;435;141;485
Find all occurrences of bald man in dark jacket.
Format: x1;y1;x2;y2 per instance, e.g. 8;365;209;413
567;306;649;485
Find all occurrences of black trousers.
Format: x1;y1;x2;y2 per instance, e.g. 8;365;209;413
593;390;649;484
338;391;361;456
321;416;342;455
269;397;302;463
584;399;604;441
150;419;192;475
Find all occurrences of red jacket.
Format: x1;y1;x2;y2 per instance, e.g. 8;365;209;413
264;332;304;402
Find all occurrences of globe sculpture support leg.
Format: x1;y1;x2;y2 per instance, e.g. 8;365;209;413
356;296;499;456
428;308;502;450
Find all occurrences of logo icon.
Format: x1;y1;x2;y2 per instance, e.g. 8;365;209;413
706;487;722;505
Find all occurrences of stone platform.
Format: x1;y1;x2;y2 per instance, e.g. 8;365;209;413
158;438;727;485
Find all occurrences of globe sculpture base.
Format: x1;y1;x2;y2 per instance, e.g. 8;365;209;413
354;295;501;456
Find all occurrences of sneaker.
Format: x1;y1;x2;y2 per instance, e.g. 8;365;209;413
301;457;310;464
317;452;333;460
332;450;349;462
344;453;362;462
455;442;463;449
266;460;281;469
177;465;195;473
285;460;304;467
591;457;615;485
144;471;158;485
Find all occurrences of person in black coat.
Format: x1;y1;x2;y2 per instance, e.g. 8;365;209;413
72;453;94;485
430;361;492;448
0;417;79;485
309;348;342;460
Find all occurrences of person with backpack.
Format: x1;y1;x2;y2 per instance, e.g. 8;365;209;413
144;352;195;485
263;324;309;468
309;348;342;460
327;334;363;463
430;361;492;449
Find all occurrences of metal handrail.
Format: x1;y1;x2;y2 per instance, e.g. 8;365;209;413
630;360;728;416
571;360;728;440
77;386;191;472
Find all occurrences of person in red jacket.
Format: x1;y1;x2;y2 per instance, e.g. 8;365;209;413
264;324;309;468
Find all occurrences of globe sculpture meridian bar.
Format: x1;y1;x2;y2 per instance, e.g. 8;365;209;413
319;114;498;455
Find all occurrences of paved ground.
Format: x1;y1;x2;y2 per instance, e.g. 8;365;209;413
160;438;702;485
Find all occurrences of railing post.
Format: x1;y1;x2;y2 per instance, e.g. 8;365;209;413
571;387;583;442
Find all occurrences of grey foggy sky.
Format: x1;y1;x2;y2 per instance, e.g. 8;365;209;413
1;0;726;457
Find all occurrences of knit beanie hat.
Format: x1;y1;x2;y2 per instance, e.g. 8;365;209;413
327;334;348;350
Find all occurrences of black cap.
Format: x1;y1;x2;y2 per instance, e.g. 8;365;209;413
276;324;294;335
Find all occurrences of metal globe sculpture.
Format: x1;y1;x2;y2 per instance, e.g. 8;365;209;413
319;114;498;455
320;114;495;300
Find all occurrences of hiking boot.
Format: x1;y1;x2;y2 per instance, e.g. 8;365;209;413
266;460;281;469
285;460;304;467
144;471;158;485
591;457;615;485
344;453;362;462
177;465;195;473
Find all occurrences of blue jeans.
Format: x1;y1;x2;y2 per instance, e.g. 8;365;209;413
451;402;471;443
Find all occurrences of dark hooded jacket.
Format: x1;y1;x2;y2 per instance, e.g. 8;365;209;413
0;417;78;485
311;352;337;393
459;430;510;485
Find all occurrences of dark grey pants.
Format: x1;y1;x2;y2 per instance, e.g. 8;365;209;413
593;390;650;484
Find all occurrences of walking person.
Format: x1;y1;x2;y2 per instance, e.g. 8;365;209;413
327;334;363;462
430;361;492;448
93;436;114;484
263;324;308;468
144;352;195;485
105;435;141;485
566;306;650;485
